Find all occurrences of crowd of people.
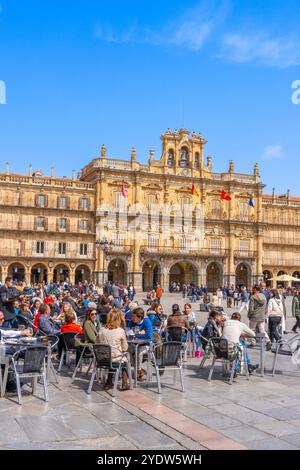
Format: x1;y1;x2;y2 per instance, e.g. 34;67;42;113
1;275;299;394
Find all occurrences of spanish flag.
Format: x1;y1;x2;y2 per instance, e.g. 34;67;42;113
221;190;231;201
191;182;199;197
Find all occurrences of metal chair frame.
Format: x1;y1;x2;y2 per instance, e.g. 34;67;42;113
272;334;300;376
11;345;48;405
206;337;249;385
87;344;133;397
150;341;185;394
57;332;78;372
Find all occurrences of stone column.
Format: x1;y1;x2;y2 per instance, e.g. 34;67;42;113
69;269;75;284
1;269;8;284
25;269;31;284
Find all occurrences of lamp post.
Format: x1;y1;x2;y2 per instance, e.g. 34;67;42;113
95;236;114;286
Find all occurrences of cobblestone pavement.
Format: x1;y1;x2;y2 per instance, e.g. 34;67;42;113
0;294;300;450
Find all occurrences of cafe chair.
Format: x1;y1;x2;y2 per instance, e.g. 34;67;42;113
71;333;94;382
38;335;60;384
11;345;48;405
87;344;133;397
206;337;248;385
165;326;189;361
150;341;185;394
57;332;78;372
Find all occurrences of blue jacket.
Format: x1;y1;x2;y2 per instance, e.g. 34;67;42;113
241;291;249;302
128;317;153;340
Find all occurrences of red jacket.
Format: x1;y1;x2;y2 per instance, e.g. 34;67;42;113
33;311;41;332
60;323;84;334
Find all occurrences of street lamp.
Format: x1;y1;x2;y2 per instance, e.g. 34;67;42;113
95;236;114;285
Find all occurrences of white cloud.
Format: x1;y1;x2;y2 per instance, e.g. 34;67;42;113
262;143;285;160
219;32;300;68
94;0;230;51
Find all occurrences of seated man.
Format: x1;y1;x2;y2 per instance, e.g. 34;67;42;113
0;310;31;339
222;312;259;375
38;304;60;335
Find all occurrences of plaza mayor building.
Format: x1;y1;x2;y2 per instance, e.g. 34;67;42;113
0;128;299;291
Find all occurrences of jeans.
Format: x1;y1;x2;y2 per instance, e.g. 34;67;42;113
194;326;204;351
234;339;251;370
268;315;282;342
191;294;197;303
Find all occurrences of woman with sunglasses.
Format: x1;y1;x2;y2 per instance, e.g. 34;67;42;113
83;308;98;344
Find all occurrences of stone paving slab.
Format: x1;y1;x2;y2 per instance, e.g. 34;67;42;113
112;421;179;449
245;437;299;450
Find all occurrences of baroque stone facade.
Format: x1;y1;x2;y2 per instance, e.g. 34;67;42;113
0;129;299;291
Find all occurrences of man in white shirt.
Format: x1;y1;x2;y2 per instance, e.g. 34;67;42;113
0;310;30;338
222;312;259;374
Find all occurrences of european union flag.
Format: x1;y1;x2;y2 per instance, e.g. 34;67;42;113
249;196;254;207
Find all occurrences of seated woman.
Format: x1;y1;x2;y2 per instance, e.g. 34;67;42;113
183;303;204;358
59;311;84;364
60;311;84;334
83;308;99;344
57;301;78;323
201;310;223;349
98;308;130;390
147;302;164;330
19;301;34;322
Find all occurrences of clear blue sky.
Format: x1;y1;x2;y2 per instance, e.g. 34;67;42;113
0;0;300;194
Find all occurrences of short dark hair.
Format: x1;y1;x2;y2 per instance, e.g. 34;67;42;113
253;285;261;293
132;307;145;320
209;310;222;319
231;312;241;321
39;304;48;315
5;276;12;284
172;304;180;313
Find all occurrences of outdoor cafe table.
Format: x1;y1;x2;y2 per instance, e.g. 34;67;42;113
0;337;50;398
126;338;153;387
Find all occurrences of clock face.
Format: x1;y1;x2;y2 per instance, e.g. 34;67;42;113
182;168;189;176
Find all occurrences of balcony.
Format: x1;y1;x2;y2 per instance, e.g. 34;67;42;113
234;251;257;259
105;245;133;255
263;238;300;246
0;248;96;260
263;258;300;267
140;245;230;258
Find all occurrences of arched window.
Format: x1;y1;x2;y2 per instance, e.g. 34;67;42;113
194;152;200;169
167;149;175;167
179;146;189;167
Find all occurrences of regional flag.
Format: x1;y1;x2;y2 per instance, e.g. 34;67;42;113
191;182;199;196
249;196;254;207
121;181;126;198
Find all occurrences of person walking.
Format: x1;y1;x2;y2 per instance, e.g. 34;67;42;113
233;289;239;307
267;289;284;343
239;287;250;315
248;285;271;350
292;290;300;333
156;284;163;305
